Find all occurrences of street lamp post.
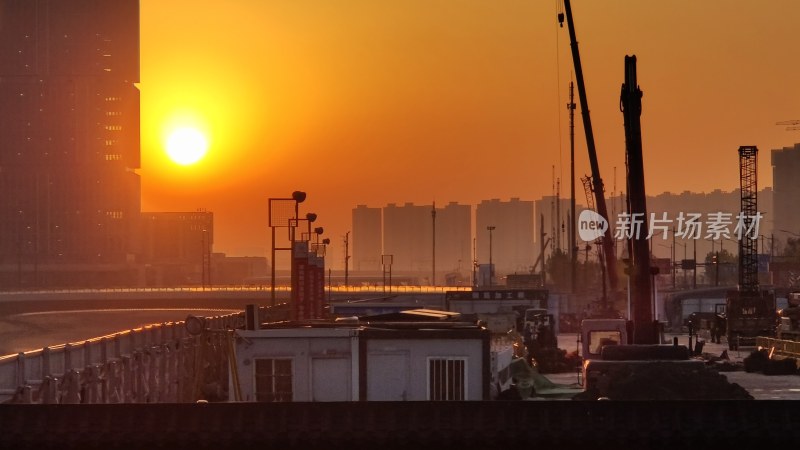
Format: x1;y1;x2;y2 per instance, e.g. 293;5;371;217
671;227;676;289
472;238;477;288
321;237;331;302
693;238;697;289
487;226;496;287
344;231;350;288
714;239;720;287
201;228;207;291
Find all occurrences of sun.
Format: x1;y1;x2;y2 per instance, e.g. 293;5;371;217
166;127;208;165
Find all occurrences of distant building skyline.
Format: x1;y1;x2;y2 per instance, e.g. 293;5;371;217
772;143;800;248
351;202;472;284
0;0;141;286
476;198;535;276
0;2;253;288
350;186;779;283
351;205;381;272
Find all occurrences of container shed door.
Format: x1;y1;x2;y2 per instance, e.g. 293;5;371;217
367;352;409;401
311;357;351;401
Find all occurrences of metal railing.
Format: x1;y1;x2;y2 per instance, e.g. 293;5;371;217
0;312;243;404
0;284;471;296
756;336;800;358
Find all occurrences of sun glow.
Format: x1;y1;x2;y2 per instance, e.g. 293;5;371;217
166;127;209;165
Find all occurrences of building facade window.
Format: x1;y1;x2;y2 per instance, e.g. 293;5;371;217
428;357;466;401
254;358;293;402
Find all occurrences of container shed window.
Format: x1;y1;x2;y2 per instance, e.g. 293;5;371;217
428;357;466;400
255;358;293;402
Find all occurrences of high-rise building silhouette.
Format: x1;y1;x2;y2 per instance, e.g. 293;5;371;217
352;202;471;283
436;202;471;282
0;1;141;286
383;203;431;273
772;143;800;247
352;205;382;271
475;198;534;275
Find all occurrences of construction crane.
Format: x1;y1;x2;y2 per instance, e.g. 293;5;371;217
580;176;595;211
559;0;619;296
776;120;800;131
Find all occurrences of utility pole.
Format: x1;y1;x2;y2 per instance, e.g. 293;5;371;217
472;237;477;288
540;214;547;286
343;231;350;288
431;202;436;287
568;80;577;293
556;178;561;252
771;233;774;258
487;226;496;287
671;227;676;289
693;238;697;289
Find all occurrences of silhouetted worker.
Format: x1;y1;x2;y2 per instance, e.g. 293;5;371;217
713;314;727;344
536;324;555;348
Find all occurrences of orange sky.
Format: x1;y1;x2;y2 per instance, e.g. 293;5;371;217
138;0;800;264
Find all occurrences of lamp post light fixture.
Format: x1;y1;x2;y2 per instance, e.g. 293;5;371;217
311;227;326;257
487;226;496;287
314;226;324;244
290;213;317;244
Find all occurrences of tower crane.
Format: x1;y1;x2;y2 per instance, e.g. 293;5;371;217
776;120;800;131
724;146;776;349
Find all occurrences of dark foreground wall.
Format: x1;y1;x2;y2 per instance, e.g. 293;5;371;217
1;401;798;449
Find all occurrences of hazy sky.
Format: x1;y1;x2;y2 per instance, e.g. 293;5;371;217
138;0;800;263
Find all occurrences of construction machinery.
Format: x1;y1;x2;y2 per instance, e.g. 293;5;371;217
561;1;657;342
620;55;658;344
560;0;619;297
522;308;557;350
558;2;756;400
725;146;777;350
777;291;800;341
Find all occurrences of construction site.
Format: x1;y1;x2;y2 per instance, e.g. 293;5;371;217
1;0;800;448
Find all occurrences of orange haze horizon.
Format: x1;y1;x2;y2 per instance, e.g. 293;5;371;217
138;1;800;265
